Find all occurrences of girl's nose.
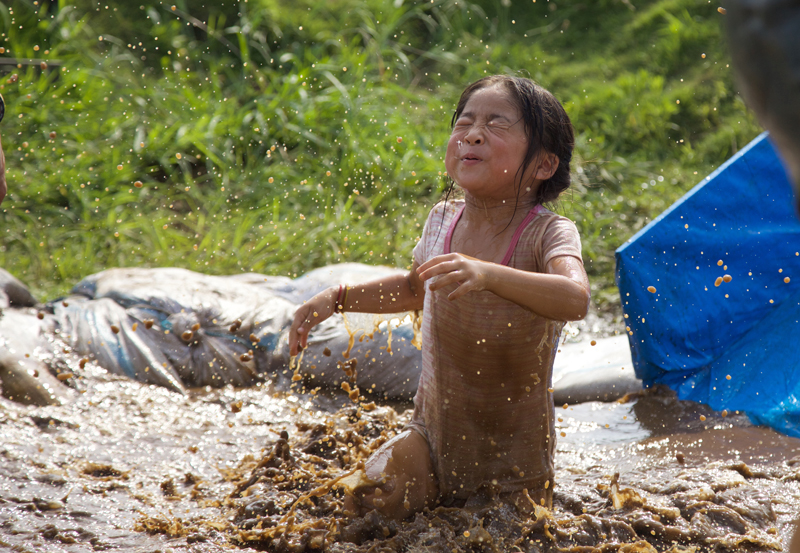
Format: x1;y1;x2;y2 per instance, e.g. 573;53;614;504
463;128;483;145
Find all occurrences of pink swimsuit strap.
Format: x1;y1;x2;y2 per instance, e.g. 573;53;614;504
443;204;544;266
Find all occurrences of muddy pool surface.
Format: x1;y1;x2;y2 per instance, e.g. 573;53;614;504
2;344;800;553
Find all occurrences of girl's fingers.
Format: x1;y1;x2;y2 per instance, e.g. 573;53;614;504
418;260;461;282
427;270;463;291
417;254;459;275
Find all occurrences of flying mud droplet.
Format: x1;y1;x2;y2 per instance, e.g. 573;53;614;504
171;5;176;10
268;177;274;183
717;260;723;266
40;61;48;70
49;131;57;139
229;319;242;333
723;275;732;283
397;137;402;143
785;277;791;284
191;323;200;332
57;372;74;381
249;333;258;343
717;6;726;14
590;340;597;346
562;403;569;409
144;319;154;329
292;373;302;382
726;374;731;380
181;330;193;341
230;400;243;413
676;452;685;464
647;286;656;293
37;312;45;320
714;277;723;287
323;347;332;357
110;325;120;334
700;415;707;421
721;410;728;417
701;53;706;59
326;171;331;176
134;181;143;188
79;358;88;369
132;322;138;331
175;153;182;160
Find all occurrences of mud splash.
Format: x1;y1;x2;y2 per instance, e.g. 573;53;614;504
2;358;800;553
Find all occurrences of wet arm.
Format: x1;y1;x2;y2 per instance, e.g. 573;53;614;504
419;254;589;321
288;261;425;355
339;261;425;313
484;256;590;321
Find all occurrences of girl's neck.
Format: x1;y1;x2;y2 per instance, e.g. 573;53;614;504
461;192;538;226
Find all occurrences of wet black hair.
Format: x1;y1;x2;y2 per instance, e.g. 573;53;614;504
442;75;574;207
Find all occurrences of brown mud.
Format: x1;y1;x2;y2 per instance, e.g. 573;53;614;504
3;347;800;553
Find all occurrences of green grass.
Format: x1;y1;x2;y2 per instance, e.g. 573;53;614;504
0;0;762;308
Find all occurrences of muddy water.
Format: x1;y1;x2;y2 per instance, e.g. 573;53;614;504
2;356;800;552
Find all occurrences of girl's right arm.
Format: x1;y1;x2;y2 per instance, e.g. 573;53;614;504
287;260;425;355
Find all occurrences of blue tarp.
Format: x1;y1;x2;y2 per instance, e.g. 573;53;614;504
615;132;800;437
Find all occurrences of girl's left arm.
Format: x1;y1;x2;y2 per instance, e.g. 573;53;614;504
417;253;590;321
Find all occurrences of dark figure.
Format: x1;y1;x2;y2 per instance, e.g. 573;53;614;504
724;0;800;211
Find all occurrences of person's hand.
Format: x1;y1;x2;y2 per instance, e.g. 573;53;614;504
288;286;339;356
416;253;493;301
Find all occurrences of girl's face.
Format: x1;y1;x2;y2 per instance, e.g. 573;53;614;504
445;85;533;201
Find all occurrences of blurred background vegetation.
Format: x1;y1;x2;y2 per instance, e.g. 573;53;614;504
0;0;761;312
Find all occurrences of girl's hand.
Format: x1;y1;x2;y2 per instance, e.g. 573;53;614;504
416;253;493;301
288;286;338;356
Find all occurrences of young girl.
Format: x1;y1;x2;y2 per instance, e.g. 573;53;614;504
288;75;590;519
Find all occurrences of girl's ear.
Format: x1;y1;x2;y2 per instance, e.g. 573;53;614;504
534;153;559;181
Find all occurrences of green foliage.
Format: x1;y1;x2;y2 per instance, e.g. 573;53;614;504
0;0;762;309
